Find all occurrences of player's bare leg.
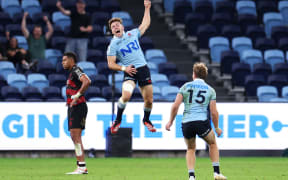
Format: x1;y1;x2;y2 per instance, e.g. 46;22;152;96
140;84;156;132
111;80;135;134
66;129;87;175
185;138;196;180
203;130;226;180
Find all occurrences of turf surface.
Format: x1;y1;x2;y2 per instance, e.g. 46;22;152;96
0;157;287;180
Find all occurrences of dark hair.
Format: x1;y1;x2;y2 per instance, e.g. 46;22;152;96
63;52;77;63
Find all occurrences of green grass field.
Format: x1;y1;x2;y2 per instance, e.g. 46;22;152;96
0;157;287;180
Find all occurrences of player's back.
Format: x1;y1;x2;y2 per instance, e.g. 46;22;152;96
179;78;216;123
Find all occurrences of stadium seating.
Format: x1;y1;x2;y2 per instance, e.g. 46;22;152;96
269;97;288;102
101;86;121;100
221;24;242;41
21;0;42;18
257;85;278;102
7;73;27;91
0;12;12;25
253;63;272;80
145;49;167;65
231;63;251;87
279;1;288;25
48;74;66;89
85;86;102;100
108;74;123;91
100;0;121;13
246;25;266;43
14;35;28;50
1;85;22;101
185;12;206;37
147;62;158;74
37;61;55;77
263;13;284;38
194;0;213;21
267;74;288;95
282;86;288;99
0;75;7;87
236;1;257;16
151;74;169;88
197;24;218;49
112;11;133;27
97;62;112;77
45;49;62;67
139;36;154;52
92;37;110;52
51;36;67;52
273;63;288;79
209;36;230;63
2;0;22;18
52;11;71;31
161;86;179;101
220;50;240;75
131;87;142;101
271;26;288;44
232;37;253;58
173;0;192;24
87;49;105;65
241;49;263;70
91;11;111;26
89;74;109;88
264;49;285;71
169;74;188;87
77;61;98;77
158;62;178;77
27;73;49;93
42;86;63;101
254;38;276;52
153;86;162;101
245;74;266;97
238;14;257;32
22;86;42;101
0;61;16;80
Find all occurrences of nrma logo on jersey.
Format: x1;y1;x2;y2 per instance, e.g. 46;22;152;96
120;40;140;57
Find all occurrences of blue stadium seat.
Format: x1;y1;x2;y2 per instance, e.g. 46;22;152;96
2;0;21;18
185;12;206;37
0;12;12;25
45;49;62;67
278;38;288;52
147;62;158;74
140;36;154;53
91;24;104;37
48;74;66;89
87;49;105;65
257;85;278;102
7;73;27;91
42;0;58;14
246;25;266;43
37;61;55;77
164;0;175;13
1;85;22;100
282;86;288;99
267;74;288;95
89;97;106;102
100;0;121;13
0;61;16;80
153;86;162;101
232;37;253;58
0;75;7;87
253;63;272;80
209;37;230;63
173;0;192;24
52;11;71;31
91;12;110;26
158;62;178;77
42;86;63;101
264;49;285;71
1;0;20;9
145;49;167;65
220;50;240;75
221;24;242;41
61;86;66;100
89;74;108;88
108;74;123;91
161;86;179;101
274;63;288;79
211;13;232;32
77;62;98;77
194;0;213;21
22;86;42;100
169;74;188;87
271;26;288;44
112;11;133;27
245;74;266;97
51;36;67;52
97;62;112;76
241;49;263;70
27;73;49;93
151;74;169;88
102;86;121;100
256;1;277;20
21;0;42;18
14;35;28;50
263;13;284;38
92;37;110;52
236;1;257;16
238;14;258;32
215;1;234;15
231;62;251;87
5;24;22;36
279;1;288;25
255;38;276;52
86;0;100;13
197;24;218;50
269;97;288;102
85;86;102;99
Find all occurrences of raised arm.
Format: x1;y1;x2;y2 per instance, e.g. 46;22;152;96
107;55;137;76
44;15;54;40
138;0;151;36
166;93;183;131
56;1;71;16
209;100;222;137
21;12;30;38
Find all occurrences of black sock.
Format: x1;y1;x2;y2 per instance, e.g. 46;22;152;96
77;161;86;167
116;107;124;122
213;162;220;174
189;172;195;178
143;107;151;122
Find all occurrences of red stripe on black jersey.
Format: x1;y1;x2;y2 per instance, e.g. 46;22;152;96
66;65;86;105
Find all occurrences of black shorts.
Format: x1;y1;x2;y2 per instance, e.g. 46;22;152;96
68;103;88;130
181;120;212;139
124;65;152;87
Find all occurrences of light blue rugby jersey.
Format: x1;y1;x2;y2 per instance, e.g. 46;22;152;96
107;28;147;68
179;78;216;123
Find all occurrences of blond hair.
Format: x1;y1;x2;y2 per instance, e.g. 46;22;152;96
108;17;123;30
193;62;208;79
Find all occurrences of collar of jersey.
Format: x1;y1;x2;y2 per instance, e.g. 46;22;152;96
194;78;204;82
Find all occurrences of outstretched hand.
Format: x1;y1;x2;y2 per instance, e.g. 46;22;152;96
144;0;151;9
